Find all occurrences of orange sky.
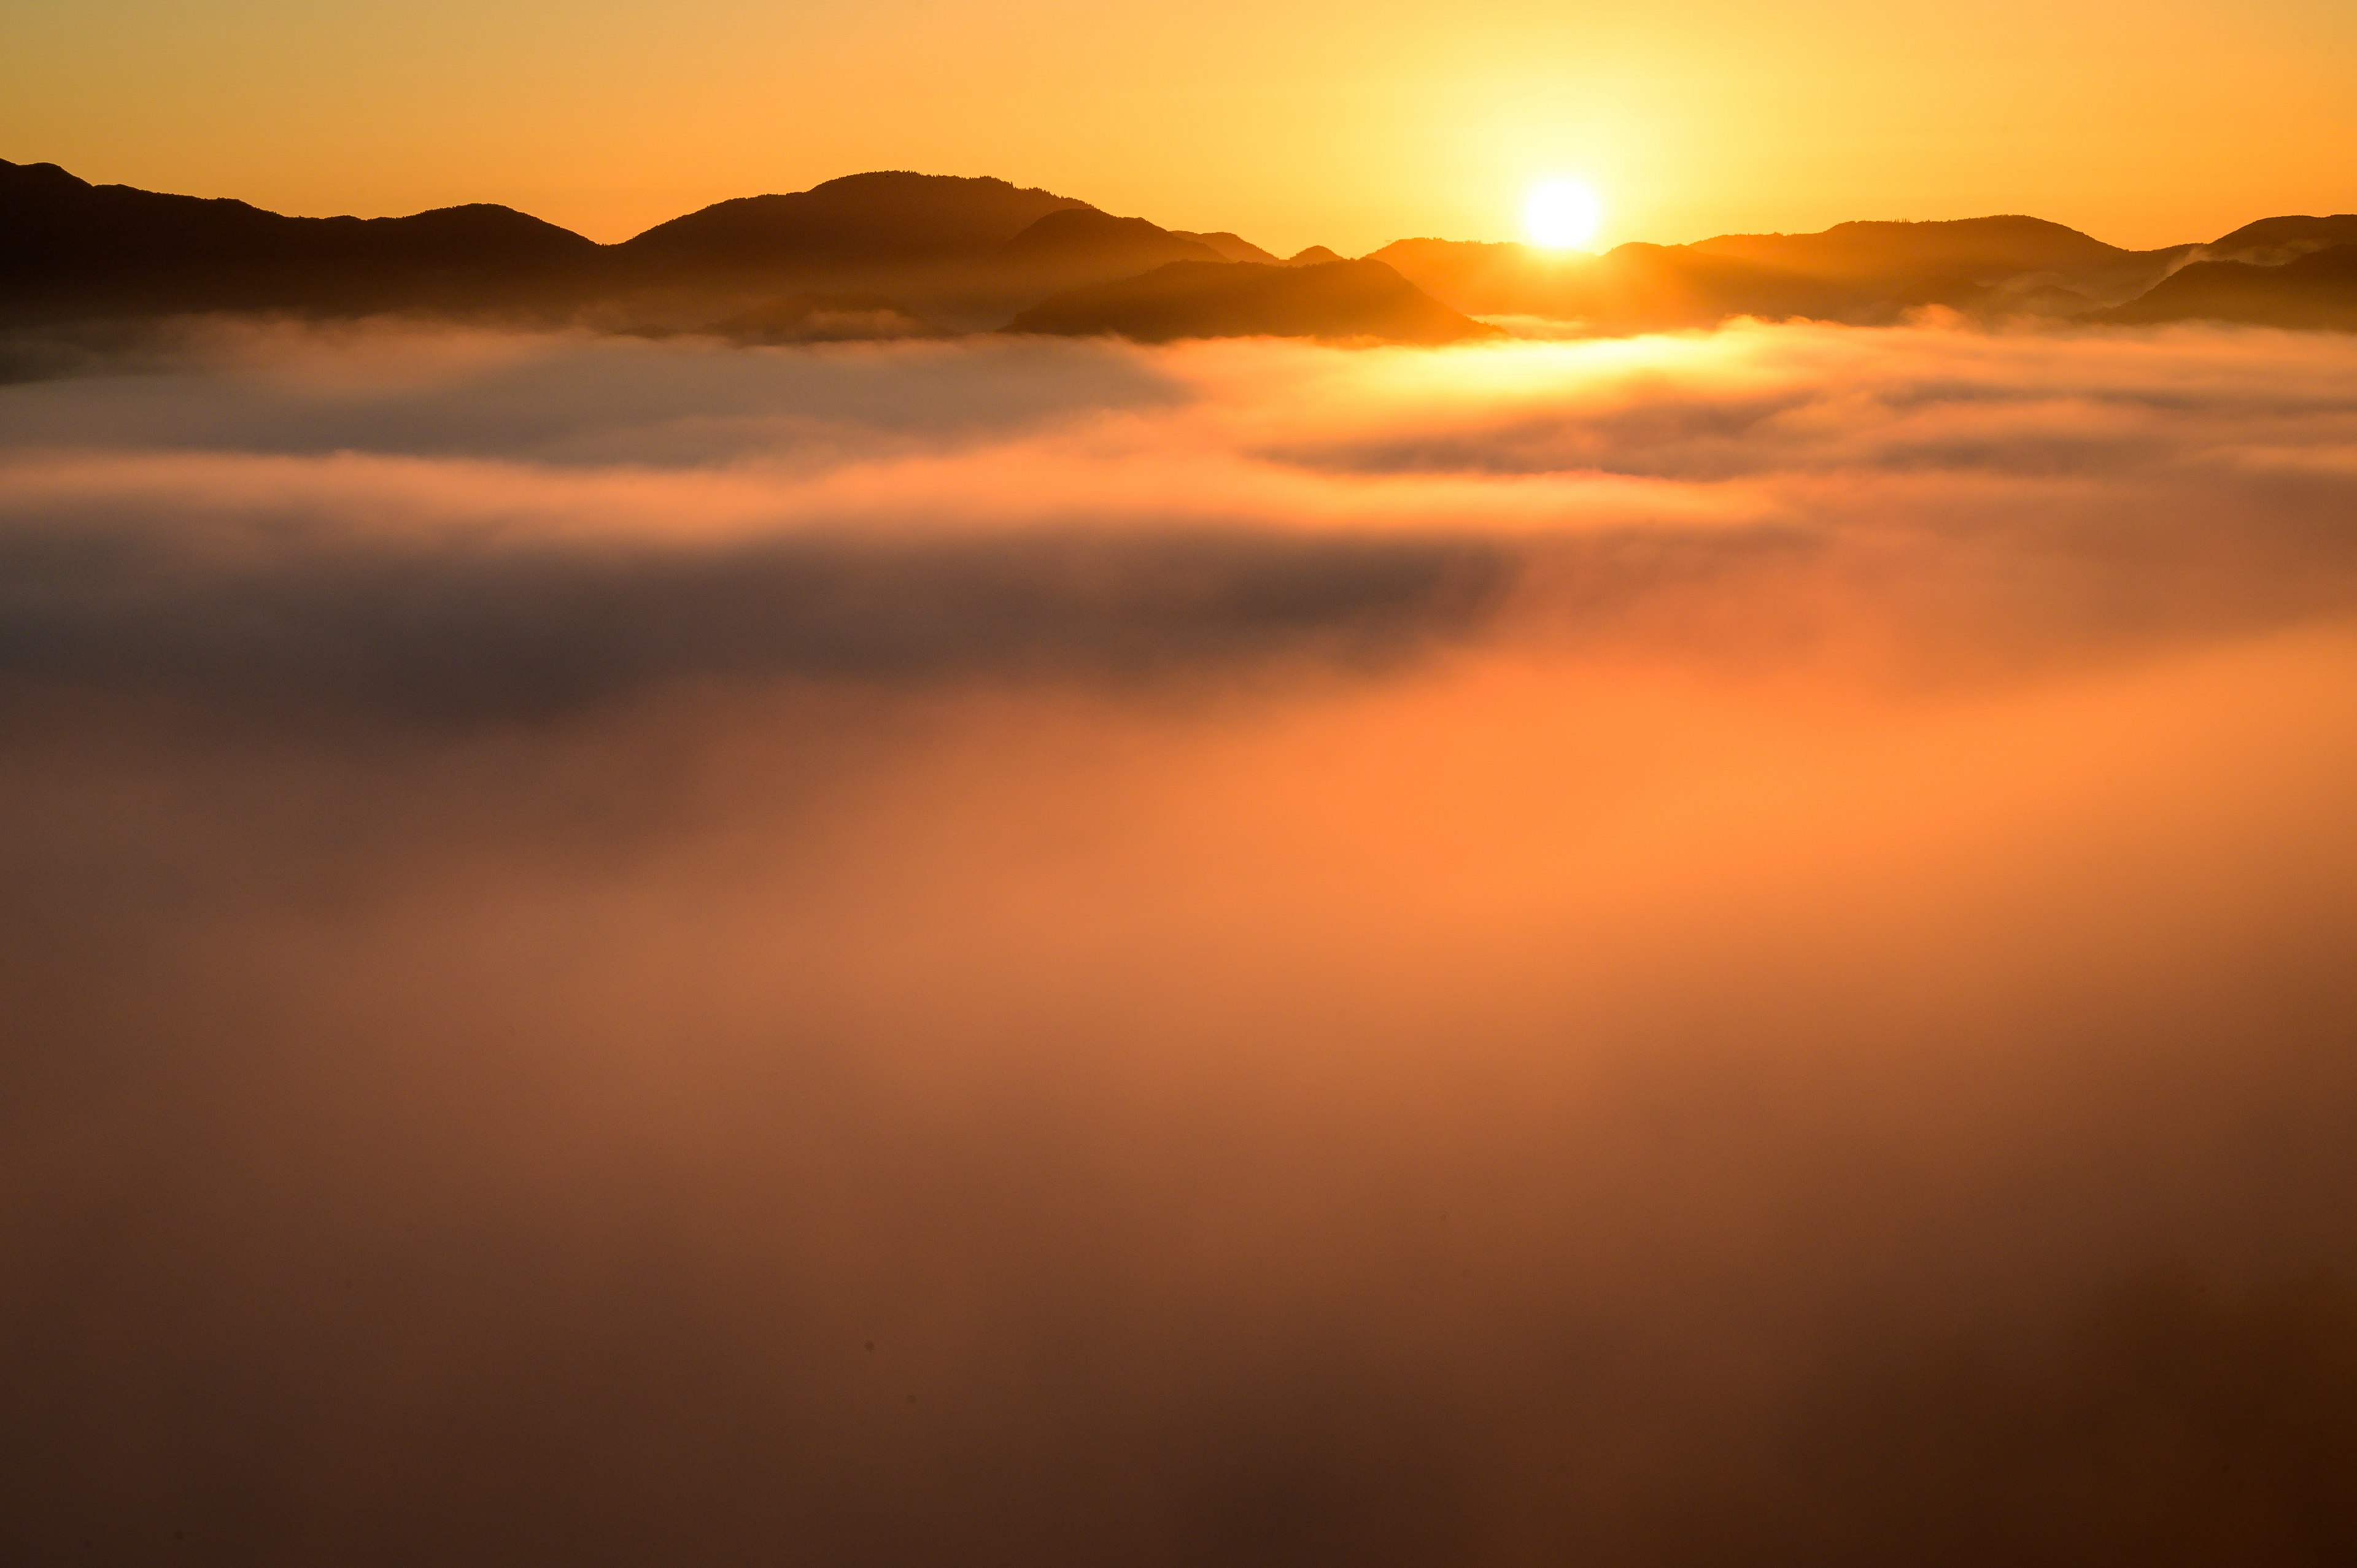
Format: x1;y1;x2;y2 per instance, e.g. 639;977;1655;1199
7;0;2353;254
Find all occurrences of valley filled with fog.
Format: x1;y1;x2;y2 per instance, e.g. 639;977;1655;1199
7;318;2357;1566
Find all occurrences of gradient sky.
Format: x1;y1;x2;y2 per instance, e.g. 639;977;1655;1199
7;0;2355;255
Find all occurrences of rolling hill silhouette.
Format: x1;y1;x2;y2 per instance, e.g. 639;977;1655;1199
1008;258;1498;344
1690;215;2194;312
1692;215;2168;282
4;157;2352;339
616;171;1085;276
0;157;600;318
2095;244;2357;330
2198;215;2357;266
0;160;1374;335
600;171;1114;329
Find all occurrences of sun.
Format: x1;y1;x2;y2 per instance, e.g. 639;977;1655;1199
1523;180;1601;250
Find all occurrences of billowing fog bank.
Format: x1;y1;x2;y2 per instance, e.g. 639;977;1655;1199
6;319;2357;1566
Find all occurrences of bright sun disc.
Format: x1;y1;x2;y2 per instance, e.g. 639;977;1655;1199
1524;180;1601;249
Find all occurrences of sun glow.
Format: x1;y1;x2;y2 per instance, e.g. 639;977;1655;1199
1523;180;1601;250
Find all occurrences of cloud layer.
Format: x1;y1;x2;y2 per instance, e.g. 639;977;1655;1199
6;319;2357;1566
8;319;2357;719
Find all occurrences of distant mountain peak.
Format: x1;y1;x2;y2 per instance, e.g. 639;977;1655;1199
620;173;1091;265
1820;214;2099;237
2;158;91;191
2200;214;2357;266
800;169;1079;201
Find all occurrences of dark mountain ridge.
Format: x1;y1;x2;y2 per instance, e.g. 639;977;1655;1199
3;157;2350;339
0;158;600;316
0;160;1180;330
2094;244;2357;330
1691;215;2132;280
617;171;1086;273
1690;215;2193;312
2198;215;2357;266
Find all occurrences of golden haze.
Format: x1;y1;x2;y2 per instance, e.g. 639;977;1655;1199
4;0;2354;252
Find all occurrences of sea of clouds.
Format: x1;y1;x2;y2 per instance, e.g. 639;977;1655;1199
6;319;2357;1566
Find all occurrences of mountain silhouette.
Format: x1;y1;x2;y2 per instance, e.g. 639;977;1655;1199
612;188;1255;330
616;171;1086;276
2197;215;2357;266
1691;215;2152;282
1007;258;1498;344
0;157;599;319
1691;215;2195;312
2094;244;2357;330
602;172;1111;330
4;157;2352;340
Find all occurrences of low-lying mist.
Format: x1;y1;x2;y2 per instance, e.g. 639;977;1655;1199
6;317;2357;1566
